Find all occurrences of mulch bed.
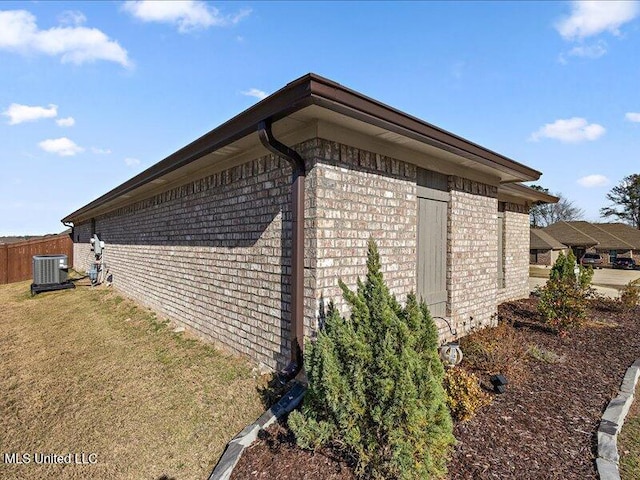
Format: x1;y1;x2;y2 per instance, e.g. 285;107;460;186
231;297;640;479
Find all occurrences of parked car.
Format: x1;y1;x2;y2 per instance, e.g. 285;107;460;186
580;253;603;269
612;257;637;270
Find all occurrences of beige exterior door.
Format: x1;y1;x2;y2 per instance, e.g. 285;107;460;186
417;196;448;318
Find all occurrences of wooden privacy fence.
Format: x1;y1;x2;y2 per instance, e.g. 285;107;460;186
0;234;73;285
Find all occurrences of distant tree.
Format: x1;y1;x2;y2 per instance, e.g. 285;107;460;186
600;174;640;230
529;185;584;227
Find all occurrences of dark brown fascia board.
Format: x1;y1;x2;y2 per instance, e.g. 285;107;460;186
63;73;542;223
499;183;559;204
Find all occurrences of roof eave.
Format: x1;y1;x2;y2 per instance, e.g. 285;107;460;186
500;183;559;204
63;73;542;223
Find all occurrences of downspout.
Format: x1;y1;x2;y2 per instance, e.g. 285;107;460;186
257;120;306;379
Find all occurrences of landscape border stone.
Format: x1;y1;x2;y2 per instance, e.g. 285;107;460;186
597;358;640;480
207;381;306;480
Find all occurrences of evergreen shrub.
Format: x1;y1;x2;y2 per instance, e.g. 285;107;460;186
537;251;590;334
288;240;455;479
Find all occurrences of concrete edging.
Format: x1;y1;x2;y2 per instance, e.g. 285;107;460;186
597;359;640;480
207;381;306;480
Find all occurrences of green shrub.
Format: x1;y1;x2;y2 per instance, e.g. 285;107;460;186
443;367;491;422
537;277;587;334
288;240;455;479
550;250;593;289
620;279;640;310
537;251;589;334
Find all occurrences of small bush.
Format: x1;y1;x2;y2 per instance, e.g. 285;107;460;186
288;240;455;479
620;279;640;310
443;367;491;422
537;278;587;334
550;250;593;289
459;321;529;383
537;251;590;335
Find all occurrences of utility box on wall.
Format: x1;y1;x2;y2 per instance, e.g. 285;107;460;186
31;254;75;295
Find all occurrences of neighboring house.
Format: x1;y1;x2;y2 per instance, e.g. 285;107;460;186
594;223;640;263
542;221;640;265
530;228;568;266
63;73;555;371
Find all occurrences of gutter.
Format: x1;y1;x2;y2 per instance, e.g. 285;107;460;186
257;120;305;378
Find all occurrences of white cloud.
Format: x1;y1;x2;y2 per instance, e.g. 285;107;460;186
56;116;75;127
625;112;640;122
529;117;605;143
577;174;610;187
241;88;267;100
91;147;112;154
3;102;57;124
58;10;87;26
124;157;141;167
567;41;607;59
556;1;639;40
38;137;84;156
0;10;131;67
122;1;251;33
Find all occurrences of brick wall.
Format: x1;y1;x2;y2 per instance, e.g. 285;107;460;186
310;140;504;343
73;222;92;272
72;148;316;371
69;135;532;370
448;180;499;338
308;139;417;333
498;210;530;303
531;249;552;266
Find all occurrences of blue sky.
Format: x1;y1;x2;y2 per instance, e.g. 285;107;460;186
0;1;639;235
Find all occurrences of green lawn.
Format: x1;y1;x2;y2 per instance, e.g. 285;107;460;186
0;279;264;480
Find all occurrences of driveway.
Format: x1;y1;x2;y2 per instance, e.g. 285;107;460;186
529;268;640;298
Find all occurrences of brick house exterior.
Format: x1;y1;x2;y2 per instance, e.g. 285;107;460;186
64;74;554;371
530;228;568;266
542;221;640;265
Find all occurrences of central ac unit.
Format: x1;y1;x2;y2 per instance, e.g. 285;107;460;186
31;254;75;295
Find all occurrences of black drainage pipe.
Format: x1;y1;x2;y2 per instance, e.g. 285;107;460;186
257;120;305;379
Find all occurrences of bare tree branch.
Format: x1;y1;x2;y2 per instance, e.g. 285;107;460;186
529;185;584;227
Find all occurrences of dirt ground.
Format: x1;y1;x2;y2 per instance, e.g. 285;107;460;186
0;280;263;480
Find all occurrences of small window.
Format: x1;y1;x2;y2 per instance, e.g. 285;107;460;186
610;250;618;261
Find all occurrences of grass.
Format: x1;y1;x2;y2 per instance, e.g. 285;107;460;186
529;266;551;279
0;279;264;480
619;384;640;480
